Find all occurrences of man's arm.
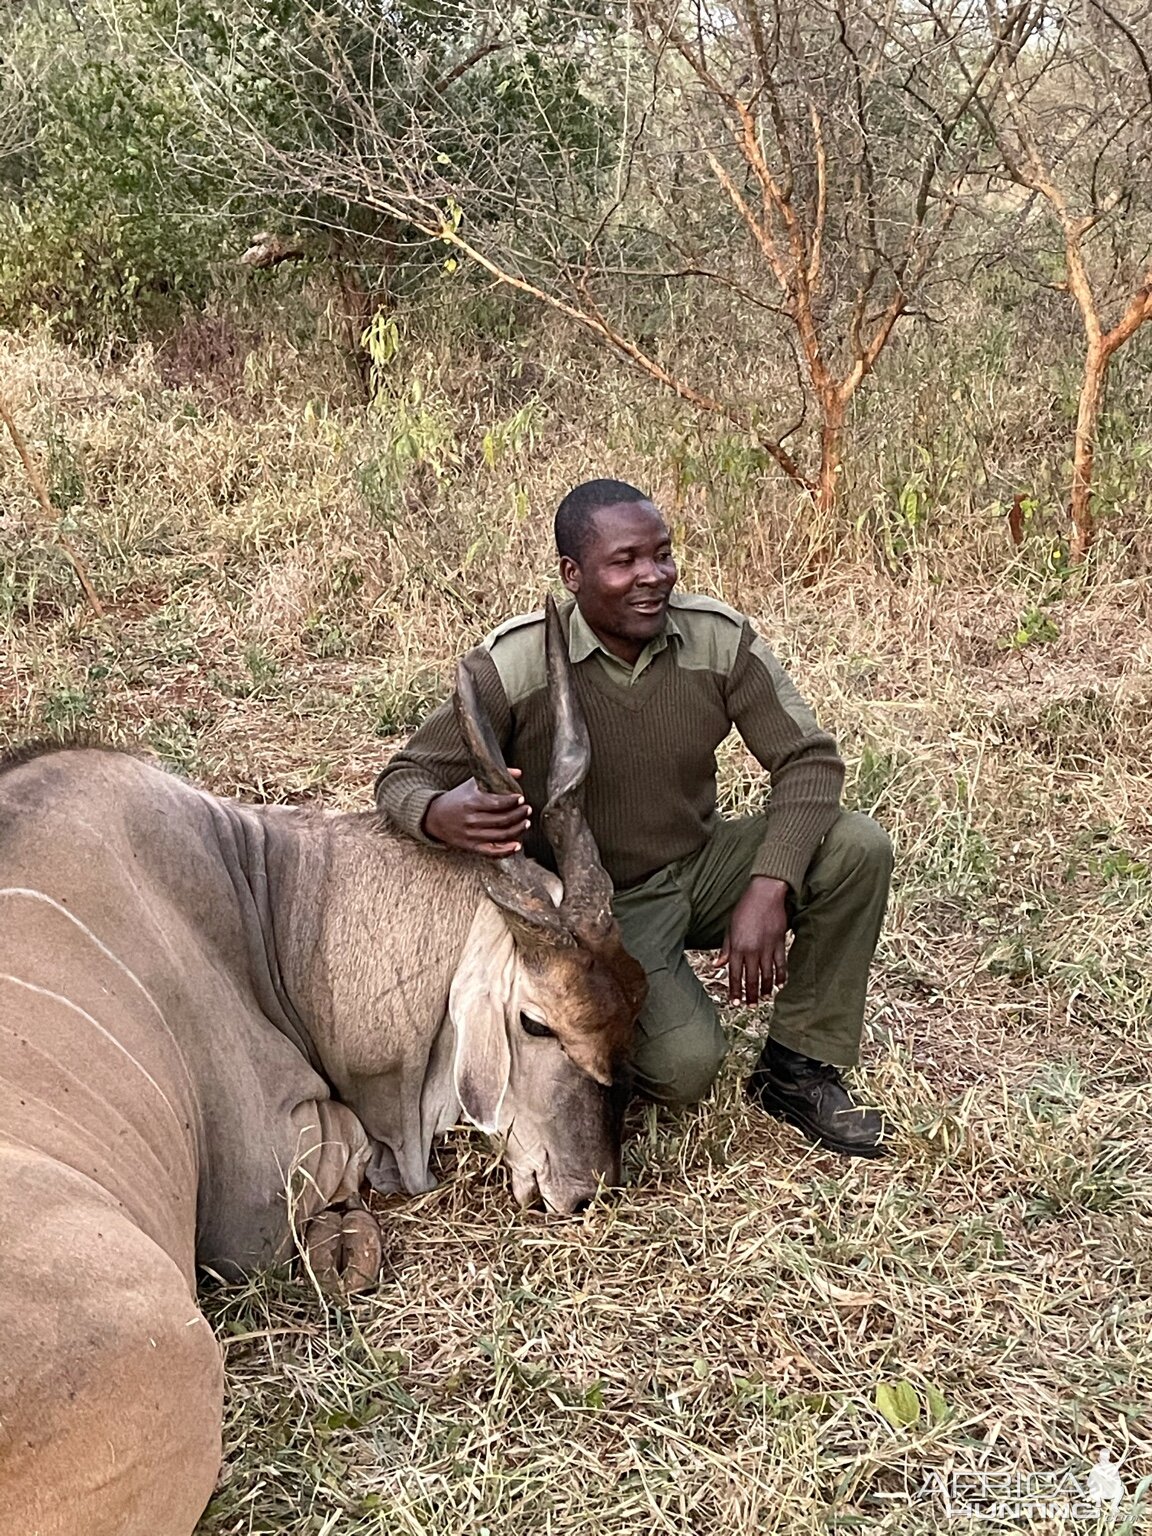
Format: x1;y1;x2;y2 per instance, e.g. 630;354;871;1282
724;621;845;893
719;622;845;1005
374;647;531;857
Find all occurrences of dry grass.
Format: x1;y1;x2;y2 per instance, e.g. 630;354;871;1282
1;325;1150;1533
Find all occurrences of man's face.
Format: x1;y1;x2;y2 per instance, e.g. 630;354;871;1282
560;500;678;657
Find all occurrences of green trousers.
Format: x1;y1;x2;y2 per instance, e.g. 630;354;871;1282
610;812;893;1106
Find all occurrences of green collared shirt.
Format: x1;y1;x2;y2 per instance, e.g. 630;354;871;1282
567;602;684;687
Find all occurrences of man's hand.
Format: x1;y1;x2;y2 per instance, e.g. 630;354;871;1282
719;876;791;1006
422;768;531;857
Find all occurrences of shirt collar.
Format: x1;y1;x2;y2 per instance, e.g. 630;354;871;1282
567;600;683;666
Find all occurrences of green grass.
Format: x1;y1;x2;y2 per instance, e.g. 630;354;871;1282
1;328;1150;1533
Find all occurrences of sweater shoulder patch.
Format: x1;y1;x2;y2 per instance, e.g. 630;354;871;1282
668;593;745;676
482;610;547;706
482;608;545;646
669;592;744;623
747;633;821;735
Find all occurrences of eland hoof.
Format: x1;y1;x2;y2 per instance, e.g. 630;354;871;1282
303;1207;383;1294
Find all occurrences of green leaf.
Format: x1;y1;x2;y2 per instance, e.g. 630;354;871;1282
875;1379;921;1428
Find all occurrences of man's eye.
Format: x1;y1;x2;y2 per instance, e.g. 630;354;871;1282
520;1013;554;1038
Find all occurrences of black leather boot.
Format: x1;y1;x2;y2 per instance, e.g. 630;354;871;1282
747;1040;888;1158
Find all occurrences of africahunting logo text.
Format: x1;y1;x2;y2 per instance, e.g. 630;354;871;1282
912;1449;1129;1522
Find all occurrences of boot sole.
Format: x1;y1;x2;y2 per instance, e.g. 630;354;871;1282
750;1082;890;1160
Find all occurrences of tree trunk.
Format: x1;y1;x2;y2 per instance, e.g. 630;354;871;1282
816;395;846;516
1070;338;1109;564
334;255;375;400
332;226;400;401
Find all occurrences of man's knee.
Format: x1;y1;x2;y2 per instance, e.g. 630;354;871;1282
633;1028;727;1109
819;812;894;882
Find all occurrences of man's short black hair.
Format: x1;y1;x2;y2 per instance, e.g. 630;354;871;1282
554;478;650;562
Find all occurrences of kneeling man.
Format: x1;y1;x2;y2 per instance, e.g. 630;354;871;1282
375;479;893;1156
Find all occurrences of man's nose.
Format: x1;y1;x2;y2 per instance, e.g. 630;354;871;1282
635;561;664;586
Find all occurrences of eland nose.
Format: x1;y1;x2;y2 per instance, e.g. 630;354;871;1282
541;1180;621;1216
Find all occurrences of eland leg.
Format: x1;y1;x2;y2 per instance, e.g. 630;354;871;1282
291;1097;384;1293
0;1152;224;1536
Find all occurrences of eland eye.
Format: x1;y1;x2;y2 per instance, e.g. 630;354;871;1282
520;1013;554;1039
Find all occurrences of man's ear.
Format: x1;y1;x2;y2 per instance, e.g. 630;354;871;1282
559;555;581;594
448;900;517;1133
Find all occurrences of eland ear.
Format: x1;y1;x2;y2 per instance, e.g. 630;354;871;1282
448;900;517;1133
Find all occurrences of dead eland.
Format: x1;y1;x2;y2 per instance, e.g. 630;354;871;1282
0;597;645;1536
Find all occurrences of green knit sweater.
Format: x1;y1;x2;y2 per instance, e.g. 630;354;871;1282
374;593;844;893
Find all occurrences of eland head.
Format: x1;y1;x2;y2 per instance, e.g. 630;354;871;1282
447;595;647;1212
